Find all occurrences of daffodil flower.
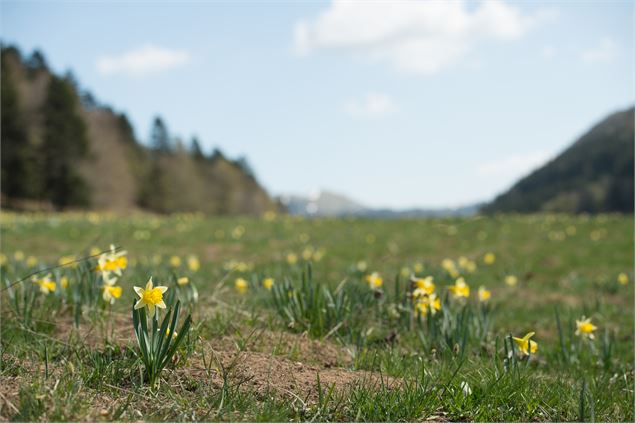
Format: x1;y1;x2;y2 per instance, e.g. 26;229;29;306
505;275;518;287
618;272;629;285
235;278;248;294
103;285;123;304
415;293;441;316
33;273;56;294
478;286;491;302
365;272;383;289
187;256;200;272
134;278;168;317
483;252;496;265
96;244;128;276
575;317;598;340
512;331;538;356
177;276;189;286
262;277;274;290
413;276;435;297
449;277;470;298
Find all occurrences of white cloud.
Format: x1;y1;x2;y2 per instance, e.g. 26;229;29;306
294;0;554;75
580;37;619;63
343;92;397;118
96;45;190;76
477;150;554;178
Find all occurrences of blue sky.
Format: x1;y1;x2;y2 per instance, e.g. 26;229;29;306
2;1;632;208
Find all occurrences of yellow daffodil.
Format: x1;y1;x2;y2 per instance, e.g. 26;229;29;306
58;255;78;268
60;276;69;289
458;256;469;269
14;251;25;261
618;272;629;285
33;274;56;294
483;252;496;265
96;245;128;276
413;276;435;297
177;277;189;286
449;277;470;298
365;272;383;290
134;278;168;317
187;256;200;272
513;331;538;356
478;286;491;302
505;275;518;287
313;248;326;262
415;293;441;316
356;261;368;272
442;258;459;278
103;284;123;304
169;255;182;267
262;277;274;290
235;278;248;294
286;253;298;265
302;246;314;260
26;256;38;268
575;317;598;340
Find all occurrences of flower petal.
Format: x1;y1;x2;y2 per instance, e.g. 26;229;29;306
157;286;168;294
156;300;167;309
134;299;145;309
133;286;144;296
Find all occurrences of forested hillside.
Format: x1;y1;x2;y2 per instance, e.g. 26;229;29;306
1;45;277;214
483;107;634;214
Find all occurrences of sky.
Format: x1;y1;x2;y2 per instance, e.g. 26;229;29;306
1;0;633;209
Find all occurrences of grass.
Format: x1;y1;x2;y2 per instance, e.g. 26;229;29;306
0;211;633;421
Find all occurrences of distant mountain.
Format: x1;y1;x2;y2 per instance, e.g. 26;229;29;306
279;190;480;218
483;107;634;214
1;45;277;214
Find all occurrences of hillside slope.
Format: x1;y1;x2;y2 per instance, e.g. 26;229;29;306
1;46;276;214
483;107;634;214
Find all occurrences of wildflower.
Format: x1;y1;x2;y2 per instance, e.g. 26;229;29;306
460;381;472;396
449;277;470;298
512;332;538;356
458;256;469;269
483;252;496;265
187;256;200;272
412;276;435;297
14;251;25;261
177;277;189;286
169;255;182;267
575;317;598;340
505;275;518;287
235;278;248;294
313;248;326;262
58;255;77;268
478;286;491;302
442;258;459;278
103;285;123;304
232;226;245;239
618;272;629;285
415;293;441;316
365;272;383;290
262;277;274;290
26;256;38;268
356;261;368;272
302;246;314;260
60;276;69;289
286;253;298;265
96;245;128;276
33;274;56;294
102;270;118;286
133;278;168;318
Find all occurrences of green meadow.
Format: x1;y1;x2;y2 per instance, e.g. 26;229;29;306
1;212;633;421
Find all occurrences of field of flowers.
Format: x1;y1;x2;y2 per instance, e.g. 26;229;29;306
0;211;633;421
